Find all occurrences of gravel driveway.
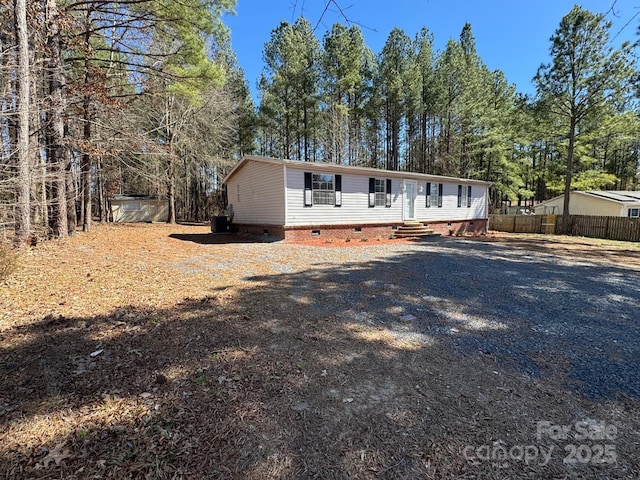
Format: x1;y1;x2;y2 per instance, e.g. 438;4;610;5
185;236;640;401
4;226;639;479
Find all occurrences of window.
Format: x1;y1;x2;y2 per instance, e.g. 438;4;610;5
426;182;442;208
304;172;341;206
122;201;141;212
458;185;472;208
374;179;386;206
629;208;639;218
369;178;392;207
312;174;334;205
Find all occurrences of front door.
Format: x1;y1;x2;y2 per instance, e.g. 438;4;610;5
404;181;417;220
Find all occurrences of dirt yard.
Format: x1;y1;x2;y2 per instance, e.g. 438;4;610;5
1;224;639;479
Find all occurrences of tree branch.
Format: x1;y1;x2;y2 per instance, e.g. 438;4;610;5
313;0;376;32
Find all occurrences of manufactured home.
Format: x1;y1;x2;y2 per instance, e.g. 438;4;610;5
222;156;490;241
534;191;640;217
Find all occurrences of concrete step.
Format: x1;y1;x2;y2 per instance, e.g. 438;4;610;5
393;222;441;238
394;231;441;238
396;226;435;233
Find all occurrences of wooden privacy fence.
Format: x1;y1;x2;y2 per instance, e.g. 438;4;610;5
488;214;555;234
569;215;640;242
488;214;640;242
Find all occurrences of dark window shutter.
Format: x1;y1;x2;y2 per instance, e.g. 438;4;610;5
368;177;375;207
467;185;472;207
426;182;431;208
438;183;443;207
385;179;392;208
304;172;312;207
335;174;342;207
629;209;633;217
457;185;462;208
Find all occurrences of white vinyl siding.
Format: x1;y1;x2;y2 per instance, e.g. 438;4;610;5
415;182;487;221
224;157;490;228
285;167;488;226
286;168;403;226
226;159;285;225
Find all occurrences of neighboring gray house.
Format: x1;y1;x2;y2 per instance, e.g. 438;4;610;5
534;191;640;217
110;195;169;223
223;156;490;240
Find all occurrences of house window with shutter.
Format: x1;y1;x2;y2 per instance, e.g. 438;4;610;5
313;173;334;205
369;178;392;207
629;208;639;218
426;182;441;208
304;172;341;206
458;185;472;207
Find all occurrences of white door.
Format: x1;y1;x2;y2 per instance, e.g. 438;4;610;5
404;181;417;220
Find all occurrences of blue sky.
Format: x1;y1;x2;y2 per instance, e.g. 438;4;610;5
223;0;639;100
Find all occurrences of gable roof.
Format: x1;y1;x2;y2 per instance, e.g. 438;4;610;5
223;156;491;186
537;190;640;207
582;191;640;203
110;194;162;201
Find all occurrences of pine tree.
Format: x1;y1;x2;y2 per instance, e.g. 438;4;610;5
379;28;411;171
260;18;321;162
321;23;373;164
535;6;635;233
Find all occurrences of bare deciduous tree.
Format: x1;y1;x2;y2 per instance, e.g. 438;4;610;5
13;0;30;245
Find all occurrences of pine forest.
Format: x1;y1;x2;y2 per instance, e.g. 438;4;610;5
2;1;639;244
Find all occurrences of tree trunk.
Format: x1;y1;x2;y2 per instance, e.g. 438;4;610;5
46;0;68;239
13;0;31;246
561;115;577;235
66;152;77;235
31;57;47;231
97;156;106;222
167;162;176;224
82;108;92;231
164;93;177;224
82;8;93;232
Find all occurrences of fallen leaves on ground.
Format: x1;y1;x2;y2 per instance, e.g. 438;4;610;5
0;223;638;479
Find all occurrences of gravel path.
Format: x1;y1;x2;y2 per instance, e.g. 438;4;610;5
184;236;640;401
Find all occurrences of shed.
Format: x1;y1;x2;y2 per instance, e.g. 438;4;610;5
110;195;169;223
223;156;491;240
